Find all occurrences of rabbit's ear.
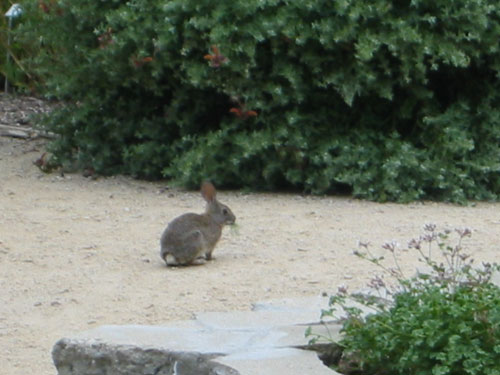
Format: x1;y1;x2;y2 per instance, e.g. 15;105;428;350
201;182;217;202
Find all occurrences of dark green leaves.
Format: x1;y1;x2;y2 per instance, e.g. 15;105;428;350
16;0;500;201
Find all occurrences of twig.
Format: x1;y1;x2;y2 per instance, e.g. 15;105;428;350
0;124;56;139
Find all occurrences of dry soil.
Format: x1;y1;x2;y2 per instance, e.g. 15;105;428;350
1;97;500;375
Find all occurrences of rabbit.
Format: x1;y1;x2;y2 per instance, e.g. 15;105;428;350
160;182;236;266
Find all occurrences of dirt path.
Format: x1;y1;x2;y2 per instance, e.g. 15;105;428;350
1;119;500;375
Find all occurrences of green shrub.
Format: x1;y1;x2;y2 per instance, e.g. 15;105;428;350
16;0;500;201
1;1;8;87
309;225;500;375
1;0;25;90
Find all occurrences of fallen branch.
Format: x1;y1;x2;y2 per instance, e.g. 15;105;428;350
0;124;56;139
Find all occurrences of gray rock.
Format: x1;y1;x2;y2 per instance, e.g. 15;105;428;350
52;296;344;375
52;339;238;375
219;348;336;375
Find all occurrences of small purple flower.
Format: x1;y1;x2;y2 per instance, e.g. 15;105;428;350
369;276;386;290
424;223;436;232
358;241;370;249
408;238;421;250
338;285;348;295
455;228;472;238
382;241;398;253
422;233;436;242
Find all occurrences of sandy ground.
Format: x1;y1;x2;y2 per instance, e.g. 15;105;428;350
1;135;500;375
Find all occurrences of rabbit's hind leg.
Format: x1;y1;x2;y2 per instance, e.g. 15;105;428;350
164;253;205;266
165;254;180;266
173;230;206;265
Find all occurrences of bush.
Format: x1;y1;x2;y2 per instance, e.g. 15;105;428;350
308;225;500;375
16;0;500;201
1;1;21;90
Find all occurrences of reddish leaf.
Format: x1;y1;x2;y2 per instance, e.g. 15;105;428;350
39;0;50;13
132;56;154;68
204;45;228;68
229;108;243;117
98;28;114;49
230;107;258;119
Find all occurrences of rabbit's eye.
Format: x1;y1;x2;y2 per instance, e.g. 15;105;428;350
222;208;228;215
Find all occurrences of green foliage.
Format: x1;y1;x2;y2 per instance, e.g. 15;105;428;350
1;1;11;84
1;0;24;90
309;226;500;375
16;0;500;201
339;281;500;375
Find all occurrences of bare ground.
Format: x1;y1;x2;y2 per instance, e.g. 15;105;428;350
1;96;500;375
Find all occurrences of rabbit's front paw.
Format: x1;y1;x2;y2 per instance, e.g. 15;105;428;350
192;257;207;265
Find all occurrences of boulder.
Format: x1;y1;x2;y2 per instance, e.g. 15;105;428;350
52;295;343;375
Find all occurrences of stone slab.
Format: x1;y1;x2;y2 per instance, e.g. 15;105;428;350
219;348;339;375
52;295;342;375
195;309;333;331
65;324;253;355
56;319;341;355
